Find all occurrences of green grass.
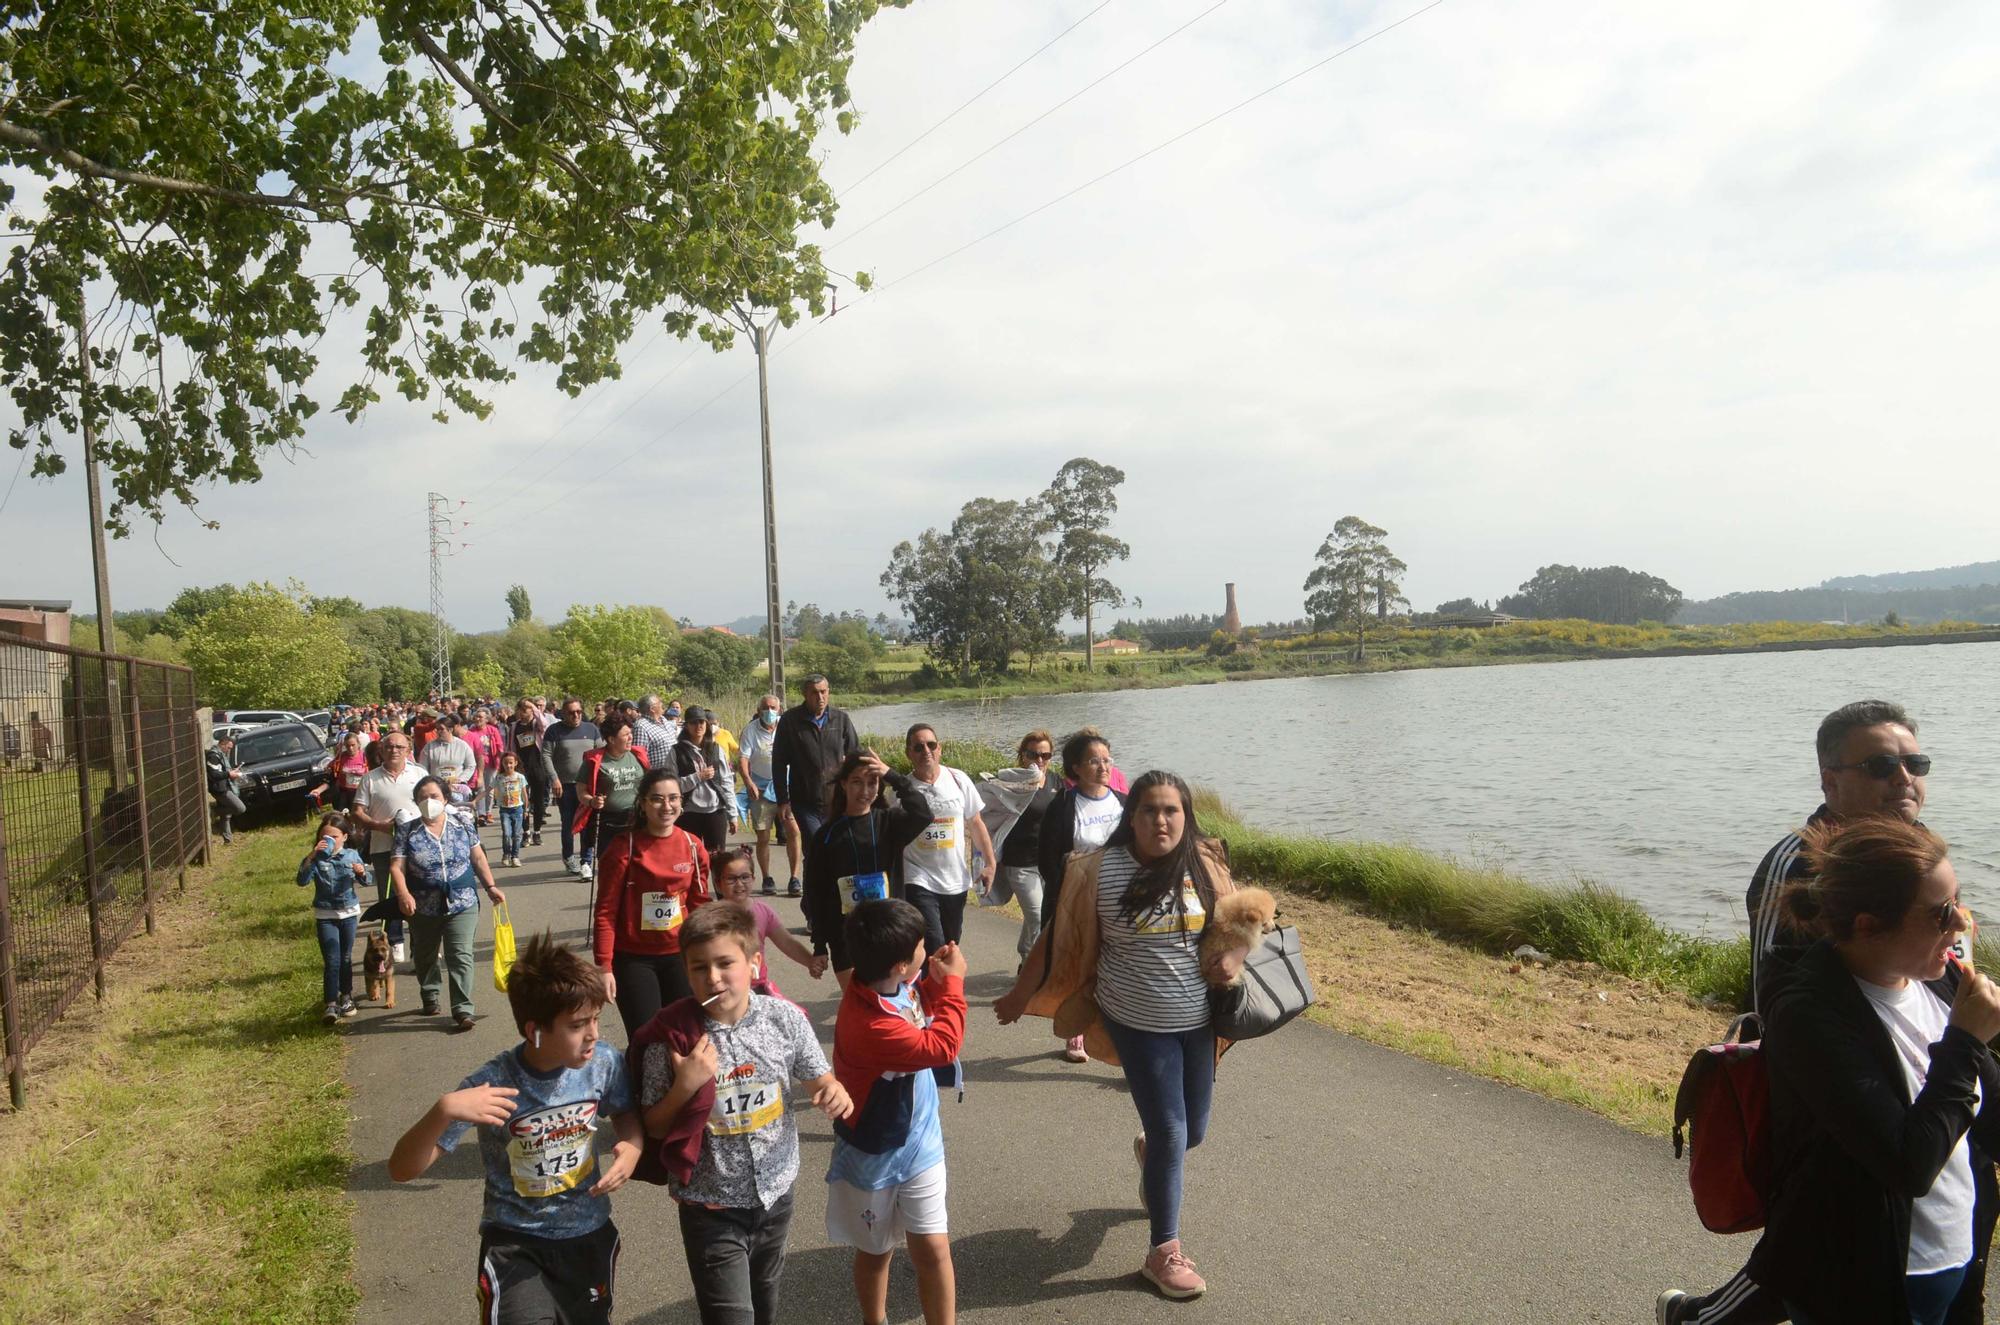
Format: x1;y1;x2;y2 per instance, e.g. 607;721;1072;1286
0;827;357;1325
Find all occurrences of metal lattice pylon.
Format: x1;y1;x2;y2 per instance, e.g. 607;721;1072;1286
427;492;454;699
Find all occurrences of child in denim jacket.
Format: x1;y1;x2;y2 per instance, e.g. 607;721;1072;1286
297;811;368;1024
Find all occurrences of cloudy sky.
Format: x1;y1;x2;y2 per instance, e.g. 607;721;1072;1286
3;0;1997;632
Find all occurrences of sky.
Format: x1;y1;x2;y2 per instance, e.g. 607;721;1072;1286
3;0;1998;633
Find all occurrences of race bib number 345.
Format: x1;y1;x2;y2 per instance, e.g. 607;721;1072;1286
919;819;959;852
506;1101;600;1198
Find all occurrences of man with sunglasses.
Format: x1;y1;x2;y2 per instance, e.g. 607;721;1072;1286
1658;698;1931;1325
547;697;604;879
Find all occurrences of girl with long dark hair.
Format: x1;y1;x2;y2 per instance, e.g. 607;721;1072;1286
801;749;933;989
673;706;733;852
592;767;712;1037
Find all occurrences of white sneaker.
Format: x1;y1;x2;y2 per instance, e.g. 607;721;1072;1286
391;942;407;964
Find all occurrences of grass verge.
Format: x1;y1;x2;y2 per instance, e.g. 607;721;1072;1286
0;827;357;1325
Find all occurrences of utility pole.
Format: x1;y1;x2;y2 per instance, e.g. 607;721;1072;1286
74;284;127;788
751;319;784;696
427;492;455;699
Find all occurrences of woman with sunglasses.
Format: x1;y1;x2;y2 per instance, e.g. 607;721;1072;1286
1756;814;2000;1325
994;729;1059;963
900;722;996;960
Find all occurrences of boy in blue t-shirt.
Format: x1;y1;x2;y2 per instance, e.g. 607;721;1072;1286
390;932;642;1324
828;899;968;1325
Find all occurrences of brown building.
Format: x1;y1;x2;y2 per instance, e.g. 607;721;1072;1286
0;598;72;647
1221;583;1242;635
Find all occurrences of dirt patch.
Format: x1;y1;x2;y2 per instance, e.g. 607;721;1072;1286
1266;884;1735;1135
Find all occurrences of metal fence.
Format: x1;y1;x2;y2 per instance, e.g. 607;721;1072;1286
0;636;208;1107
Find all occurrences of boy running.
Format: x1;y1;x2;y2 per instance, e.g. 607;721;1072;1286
389;933;641;1324
828;898;968;1325
635;901;852;1324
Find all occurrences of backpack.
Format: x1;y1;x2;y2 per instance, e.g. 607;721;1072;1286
1671;1012;1769;1234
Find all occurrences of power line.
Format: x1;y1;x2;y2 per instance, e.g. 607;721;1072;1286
839;0;1115;195
0;444;29;520
881;0;1446;292
828;0;1236;252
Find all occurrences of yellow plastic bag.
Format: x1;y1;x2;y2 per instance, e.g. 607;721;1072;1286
492;900;518;992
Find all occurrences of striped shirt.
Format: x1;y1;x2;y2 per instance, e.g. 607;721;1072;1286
1746;809;1826;1015
1094;847;1211;1033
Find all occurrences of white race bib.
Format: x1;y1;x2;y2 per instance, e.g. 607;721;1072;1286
1135;884;1205;937
709;1073;784;1136
919;818;959;852
839;872;890;915
640;891;683;932
505;1101;599;1197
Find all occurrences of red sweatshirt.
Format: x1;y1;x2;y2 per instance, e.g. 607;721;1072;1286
592;826;711;965
831;973;966;1154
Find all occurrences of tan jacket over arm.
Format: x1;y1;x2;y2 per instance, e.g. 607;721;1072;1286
1023;839;1237;1066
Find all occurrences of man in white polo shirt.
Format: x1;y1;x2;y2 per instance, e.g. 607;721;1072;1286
349;731;424;962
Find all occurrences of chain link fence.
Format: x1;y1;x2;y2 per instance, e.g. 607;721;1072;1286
0;636;207;1108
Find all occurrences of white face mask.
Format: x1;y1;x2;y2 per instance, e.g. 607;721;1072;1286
419;798;445;821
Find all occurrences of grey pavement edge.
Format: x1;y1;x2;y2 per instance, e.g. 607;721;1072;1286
344;819;1750;1325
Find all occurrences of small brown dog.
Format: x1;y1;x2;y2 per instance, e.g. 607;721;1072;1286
1199;886;1277;988
363;927;396;1008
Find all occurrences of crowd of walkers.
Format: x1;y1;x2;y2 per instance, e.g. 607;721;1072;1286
259;680;2000;1323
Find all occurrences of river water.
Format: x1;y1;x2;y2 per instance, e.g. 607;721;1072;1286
850;643;2000;936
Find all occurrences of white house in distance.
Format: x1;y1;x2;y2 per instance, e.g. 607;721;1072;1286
1092;637;1140;656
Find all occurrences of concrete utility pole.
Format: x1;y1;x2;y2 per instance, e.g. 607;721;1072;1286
74;286;127;788
751;318;784;696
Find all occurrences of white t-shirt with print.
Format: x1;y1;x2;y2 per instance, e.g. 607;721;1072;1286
1854;975;1980;1273
902;767;986;897
1072;787;1121;852
354;765;425;855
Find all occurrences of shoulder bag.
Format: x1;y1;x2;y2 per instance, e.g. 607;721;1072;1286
1209;923;1317;1040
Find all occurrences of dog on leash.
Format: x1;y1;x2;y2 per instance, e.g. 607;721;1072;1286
363;927;396;1008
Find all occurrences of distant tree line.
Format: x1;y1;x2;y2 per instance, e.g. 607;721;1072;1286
1678;583;2000;626
1496;565;1684;626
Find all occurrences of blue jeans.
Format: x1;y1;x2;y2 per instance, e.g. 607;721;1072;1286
558;784;593;864
1790;1264;1967;1325
1102;1014;1216;1247
500;806;524;857
316;915;357;1003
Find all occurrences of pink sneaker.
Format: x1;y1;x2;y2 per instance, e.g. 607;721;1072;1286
1142;1239;1206;1299
1063;1034;1088;1063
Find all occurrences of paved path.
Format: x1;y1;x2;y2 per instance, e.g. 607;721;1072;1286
345;823;1747;1323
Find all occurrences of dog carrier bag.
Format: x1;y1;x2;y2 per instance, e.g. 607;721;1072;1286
1209;924;1316;1041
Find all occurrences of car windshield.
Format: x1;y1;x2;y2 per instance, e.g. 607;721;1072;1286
236;727;315;763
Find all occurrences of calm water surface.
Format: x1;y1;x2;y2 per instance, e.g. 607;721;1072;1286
852;643;2000;935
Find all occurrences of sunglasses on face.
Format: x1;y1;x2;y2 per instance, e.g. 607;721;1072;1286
1021;749;1053;762
1932;897;1970;935
913;740;939;751
1827;753;1933;779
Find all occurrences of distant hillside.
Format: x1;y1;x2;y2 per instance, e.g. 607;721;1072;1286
1681;583;2000;626
1821;560;2000;592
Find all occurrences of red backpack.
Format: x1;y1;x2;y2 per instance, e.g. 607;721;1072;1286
1671;1012;1770;1234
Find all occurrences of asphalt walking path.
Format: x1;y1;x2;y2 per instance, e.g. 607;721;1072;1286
344;821;1747;1324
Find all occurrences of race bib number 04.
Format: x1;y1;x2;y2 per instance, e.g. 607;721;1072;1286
506;1101;600;1198
640;891;683;931
840;872;890;914
709;1075;784;1136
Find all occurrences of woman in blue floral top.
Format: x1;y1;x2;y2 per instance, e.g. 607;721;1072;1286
392;775;506;1031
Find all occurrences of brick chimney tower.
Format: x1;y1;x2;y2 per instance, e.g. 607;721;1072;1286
1222;583;1242;634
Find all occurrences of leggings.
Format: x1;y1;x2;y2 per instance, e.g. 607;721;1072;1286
906;886;966;957
611;949;694;1039
1102;1013;1216;1247
520;758;550;833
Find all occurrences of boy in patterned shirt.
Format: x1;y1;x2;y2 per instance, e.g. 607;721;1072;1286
638;901;852;1325
389;932;642;1325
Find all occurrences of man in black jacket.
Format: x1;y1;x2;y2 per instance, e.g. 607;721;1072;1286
1658;698;1931;1325
773;673;859;897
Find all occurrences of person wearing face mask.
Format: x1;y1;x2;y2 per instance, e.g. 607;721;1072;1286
1750;816;1999;1325
739;695;795;897
1661;699;1937;1325
391;775;506;1032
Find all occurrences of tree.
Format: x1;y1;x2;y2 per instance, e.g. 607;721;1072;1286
0;0;901;535
491;621;554;695
1039;458;1130;669
1303;517;1404;660
506;585;533;626
183;581;353;708
550;605;672;699
342;606;433;701
458;659;507;701
671;629;761;695
883;498;1067;681
158;583;243;639
1433;597;1487;616
1497;565;1684;624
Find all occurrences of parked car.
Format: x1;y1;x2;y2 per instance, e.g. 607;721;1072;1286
216;709;302;728
210;722;253;746
298;709;335;738
229;722;335;813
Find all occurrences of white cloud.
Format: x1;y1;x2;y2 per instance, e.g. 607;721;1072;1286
4;0;1998;630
